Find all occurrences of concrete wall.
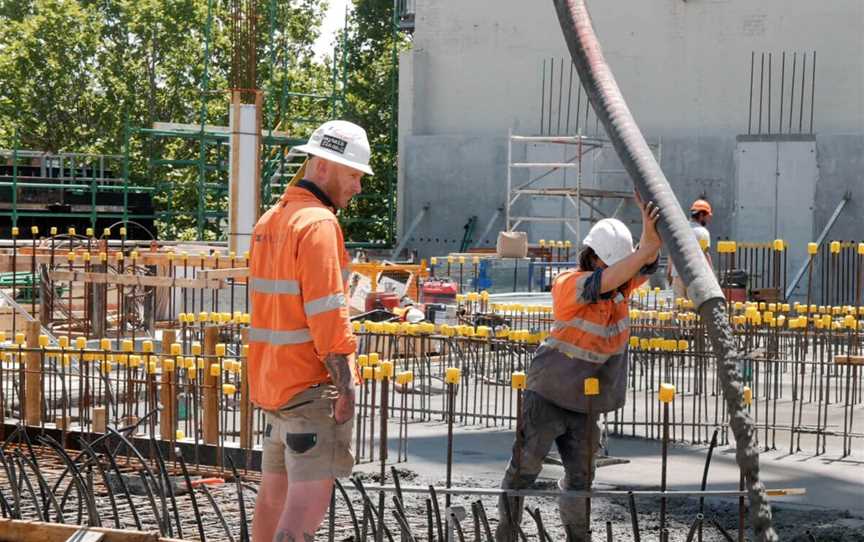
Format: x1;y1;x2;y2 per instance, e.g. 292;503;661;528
814;135;864;241
398;0;864;257
402;134;508;255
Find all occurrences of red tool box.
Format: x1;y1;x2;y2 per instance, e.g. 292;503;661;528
421;278;458;304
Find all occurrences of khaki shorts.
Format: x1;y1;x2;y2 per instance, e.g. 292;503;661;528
261;385;354;481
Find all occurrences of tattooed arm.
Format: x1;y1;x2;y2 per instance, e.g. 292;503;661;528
274;530;315;542
324;353;355;424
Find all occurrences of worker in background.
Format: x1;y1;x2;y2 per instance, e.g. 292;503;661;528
248;120;373;542
666;198;712;301
496;194;662;542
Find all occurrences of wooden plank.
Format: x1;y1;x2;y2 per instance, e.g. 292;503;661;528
0;518;179;541
834;355;864;366
197;267;249;281
203;326;219;447
239;328;252;449
0;252;249;270
159;330;177;442
153;120;293;139
92;407;107;433
54;416;71;430
49;270;223;290
24;320;42;426
92;261;107;338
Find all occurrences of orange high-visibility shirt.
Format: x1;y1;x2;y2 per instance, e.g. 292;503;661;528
248;186;358;410
527;269;648;413
545;270;645;363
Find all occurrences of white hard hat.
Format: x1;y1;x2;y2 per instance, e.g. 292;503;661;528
582;218;634;266
294;120;374;175
405;307;425;323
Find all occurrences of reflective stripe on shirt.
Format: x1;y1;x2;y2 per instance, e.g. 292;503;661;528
250;277;301;295
248;327;313;345
304;293;347;317
552;315;630;338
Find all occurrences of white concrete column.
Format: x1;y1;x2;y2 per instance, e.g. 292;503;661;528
229;91;262;256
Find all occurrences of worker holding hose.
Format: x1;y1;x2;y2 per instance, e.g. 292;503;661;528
496;194;662;541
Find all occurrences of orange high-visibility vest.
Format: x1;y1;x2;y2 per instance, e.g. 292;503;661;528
544;270;645;364
248;186;357;410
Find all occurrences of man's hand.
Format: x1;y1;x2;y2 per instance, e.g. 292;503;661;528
333;391;355;425
323;353;355;424
635;191;662;262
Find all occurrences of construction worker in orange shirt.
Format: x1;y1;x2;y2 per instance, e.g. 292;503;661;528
667;198;713;301
496;193;662;541
248;120;373;542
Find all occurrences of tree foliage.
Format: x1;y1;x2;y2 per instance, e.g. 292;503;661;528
0;0;404;243
337;0;411;245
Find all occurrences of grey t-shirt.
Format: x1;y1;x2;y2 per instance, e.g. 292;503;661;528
527;342;629;413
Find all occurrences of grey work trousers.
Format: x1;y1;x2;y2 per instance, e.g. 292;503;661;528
496;390;600;542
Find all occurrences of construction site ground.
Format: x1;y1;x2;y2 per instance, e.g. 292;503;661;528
345;419;864;541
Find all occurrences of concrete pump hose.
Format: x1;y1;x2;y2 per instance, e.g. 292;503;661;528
551;1;778;539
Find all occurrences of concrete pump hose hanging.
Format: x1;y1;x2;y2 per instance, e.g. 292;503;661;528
551;1;778;540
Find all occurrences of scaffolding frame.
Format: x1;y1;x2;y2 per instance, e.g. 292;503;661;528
0;144;155;231
505;130;661;242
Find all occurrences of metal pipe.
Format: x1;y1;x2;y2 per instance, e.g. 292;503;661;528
809;52;816;133
799;52;807;133
699;429;720;542
200;484;235;542
540;58;547;134
36;435;100;527
628;491;641;542
11;453;43;522
789;52;797;133
105;428;166;535
473;208;503;249
335;479;361;542
779;52;785;133
786;195;850;299
14;450;65;523
758;53;765;134
175;448;207;542
390;204;429;259
686;514;705;542
747;52;754;134
226;455;250;542
339;483;799;499
77;437;120;528
152;439;181;539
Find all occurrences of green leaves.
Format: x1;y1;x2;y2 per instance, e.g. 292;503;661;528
0;0;402;245
335;0;411;245
0;0;104;152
